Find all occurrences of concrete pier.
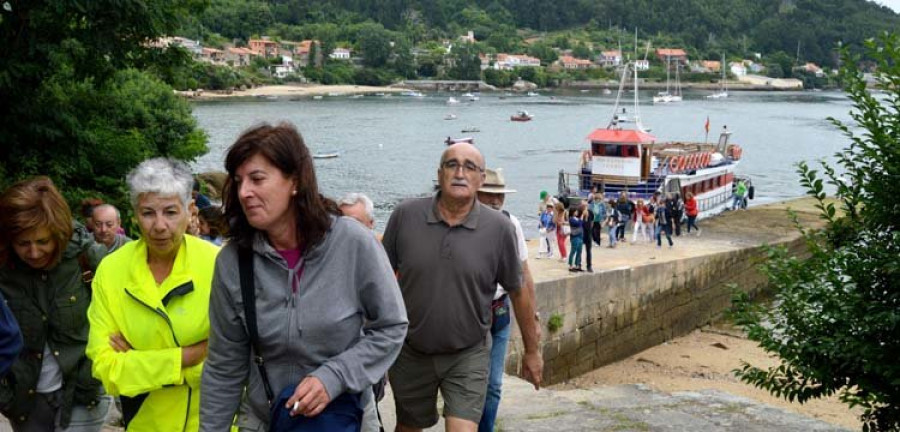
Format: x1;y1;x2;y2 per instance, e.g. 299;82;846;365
505;198;826;385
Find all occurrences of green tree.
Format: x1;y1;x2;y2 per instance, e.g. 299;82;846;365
765;51;795;78
391;38;417;79
573;42;593;60
0;0;209;210
527;42;557;65
731;33;900;431
448;43;482;80
358;23;393;68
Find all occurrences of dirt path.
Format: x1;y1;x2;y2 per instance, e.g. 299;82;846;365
554;325;861;430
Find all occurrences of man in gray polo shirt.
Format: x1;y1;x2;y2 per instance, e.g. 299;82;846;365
383;142;543;432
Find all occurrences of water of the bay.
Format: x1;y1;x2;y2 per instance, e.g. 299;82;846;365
191;90;855;235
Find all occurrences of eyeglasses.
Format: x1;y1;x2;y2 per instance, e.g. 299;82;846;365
441;159;484;174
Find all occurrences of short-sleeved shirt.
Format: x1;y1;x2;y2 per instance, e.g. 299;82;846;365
494;213;528;300
383;194;522;355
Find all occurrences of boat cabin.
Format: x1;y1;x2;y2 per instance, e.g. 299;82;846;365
584;129;656;186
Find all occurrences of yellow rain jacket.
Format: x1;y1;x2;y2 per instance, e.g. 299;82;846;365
86;235;219;431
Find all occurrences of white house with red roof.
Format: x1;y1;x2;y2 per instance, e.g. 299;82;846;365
557;55;594;70
598;50;622;67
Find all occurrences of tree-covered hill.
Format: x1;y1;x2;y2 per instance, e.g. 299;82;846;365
188;0;899;68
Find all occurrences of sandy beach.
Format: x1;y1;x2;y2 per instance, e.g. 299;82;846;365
189;84;409;100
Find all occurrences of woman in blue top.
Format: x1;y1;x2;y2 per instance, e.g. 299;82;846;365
538;205;555;259
567;207;584;272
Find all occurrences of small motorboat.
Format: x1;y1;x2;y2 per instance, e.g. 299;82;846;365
526;91;540;97
446;97;460;105
461;127;480;133
444;114;458;120
312;95;323;100
510;110;534;122
462;92;479;101
401;90;425;97
445;137;474;146
312;151;340;159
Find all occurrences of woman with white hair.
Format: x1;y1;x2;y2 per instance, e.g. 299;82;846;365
86;157;220;431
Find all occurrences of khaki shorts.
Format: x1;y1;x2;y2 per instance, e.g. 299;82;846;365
389;338;491;428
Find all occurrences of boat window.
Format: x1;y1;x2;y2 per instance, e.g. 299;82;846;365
595;144;640;158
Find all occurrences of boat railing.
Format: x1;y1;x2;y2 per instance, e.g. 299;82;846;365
557;170;662;200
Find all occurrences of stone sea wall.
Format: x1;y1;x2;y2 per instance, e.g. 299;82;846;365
504;235;806;385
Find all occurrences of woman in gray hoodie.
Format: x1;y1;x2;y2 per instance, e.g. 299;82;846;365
200;123;408;431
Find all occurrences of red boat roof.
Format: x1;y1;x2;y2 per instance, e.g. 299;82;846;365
586;129;657;145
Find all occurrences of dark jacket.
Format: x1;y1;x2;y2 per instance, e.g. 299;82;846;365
0;223;106;427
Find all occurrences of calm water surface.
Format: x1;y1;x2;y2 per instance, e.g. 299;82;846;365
192;90;855;235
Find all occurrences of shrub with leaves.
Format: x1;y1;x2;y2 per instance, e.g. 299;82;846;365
731;32;900;431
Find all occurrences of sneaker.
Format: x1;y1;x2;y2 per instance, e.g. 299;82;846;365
568;267;577;273
575;267;583;272
587;268;594;273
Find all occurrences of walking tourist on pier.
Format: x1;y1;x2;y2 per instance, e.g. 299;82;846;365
201;123;407;431
1;178;110;431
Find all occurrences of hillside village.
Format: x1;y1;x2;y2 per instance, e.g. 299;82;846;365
154;30;827;92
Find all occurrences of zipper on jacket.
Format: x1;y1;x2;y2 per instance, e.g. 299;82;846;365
182;386;192;432
124;289;181;346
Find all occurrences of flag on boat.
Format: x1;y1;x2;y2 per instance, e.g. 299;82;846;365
704;116;710;133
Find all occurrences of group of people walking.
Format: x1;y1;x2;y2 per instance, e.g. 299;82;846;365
536;189;703;272
0;121;542;432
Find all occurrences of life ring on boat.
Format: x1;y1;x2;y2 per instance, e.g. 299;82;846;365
668;157;679;172
687;153;697;170
703;152;711;167
677;155;687;172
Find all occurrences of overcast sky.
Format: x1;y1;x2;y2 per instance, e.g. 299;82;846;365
873;0;900;12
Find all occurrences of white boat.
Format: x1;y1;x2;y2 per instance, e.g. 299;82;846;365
561;61;751;220
312;95;323;100
461;126;480;133
444;114;457;120
510;110;533;122
602;88;613;95
313;151;340;159
462;92;479;101
401;90;425;97
653;57;683;104
526;91;540;97
349;94;363;99
445;137;474;145
446;97;460;105
707;54;729;99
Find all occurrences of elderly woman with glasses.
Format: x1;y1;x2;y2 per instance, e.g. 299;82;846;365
0;177;110;431
200;123;407;431
86;158;220;431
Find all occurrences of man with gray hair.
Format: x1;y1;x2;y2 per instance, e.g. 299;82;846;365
383;143;542;432
91;204;131;253
338;192;375;230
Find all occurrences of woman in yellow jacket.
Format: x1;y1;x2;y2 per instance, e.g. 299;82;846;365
86;158;219;431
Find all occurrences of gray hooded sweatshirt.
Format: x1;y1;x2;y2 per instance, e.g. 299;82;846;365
200;216;408;431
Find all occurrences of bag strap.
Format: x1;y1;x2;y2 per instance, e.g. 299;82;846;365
238;246;275;407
